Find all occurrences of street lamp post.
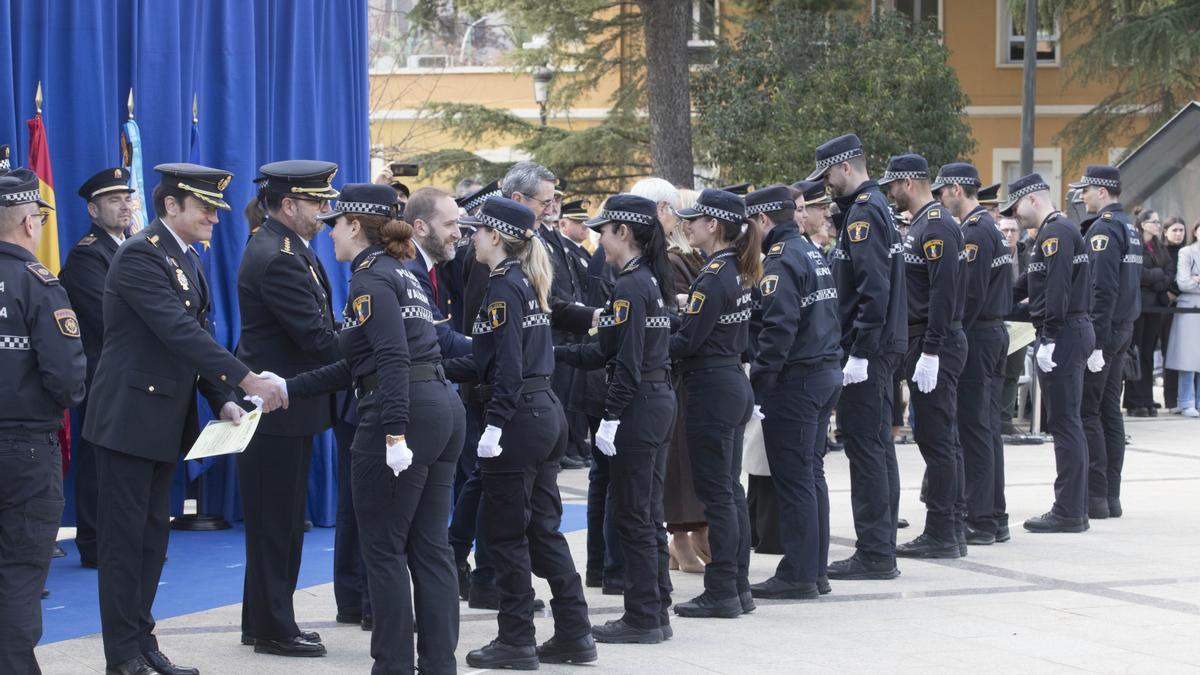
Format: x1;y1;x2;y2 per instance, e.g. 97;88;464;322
533;66;553;126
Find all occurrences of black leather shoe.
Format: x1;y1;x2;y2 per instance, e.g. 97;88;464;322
52;544;66;558
1129;407;1149;417
1088;497;1110;519
964;526;996;545
1108;497;1123;518
457;561;471;600
537;634;598;664
995;517;1011;542
592;618;663;644
335;611;362;624
1148;406;1158;417
560;455;588;470
896;533;961;559
750;576;819;600
361;615;373;631
660;621;673;640
253;635;327;657
106;656;157;675
243;630;320;646
1023;511;1088;533
897;518;910;529
584;569;603;588
825;436;844;453
142;650;198;675
673;592;742;618
467;639;539;670
739;591;756;613
817;576;832;595
826;554;899;580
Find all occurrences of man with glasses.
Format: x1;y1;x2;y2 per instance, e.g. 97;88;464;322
235;160;342;656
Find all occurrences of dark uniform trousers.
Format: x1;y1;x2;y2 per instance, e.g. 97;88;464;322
1038;317;1096;519
836;353;901;562
959;324;1010;534
608;381;675;629
1083;322;1133;503
906;330;968;542
448;400;493;585
683;365;753;598
238;433;314;640
354;379;464;674
0;433;63;674
480;389;590;646
334;417;371;619
585;415;623;584
761;364;841;583
95;446;176;665
72;399;100;565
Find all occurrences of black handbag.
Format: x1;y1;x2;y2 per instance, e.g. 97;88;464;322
1123;344;1142;382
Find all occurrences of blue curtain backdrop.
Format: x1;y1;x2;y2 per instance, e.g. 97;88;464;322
0;0;370;527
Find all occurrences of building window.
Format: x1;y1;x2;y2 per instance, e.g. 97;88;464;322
993;147;1063;208
891;0;940;29
1000;1;1059;64
688;0;719;66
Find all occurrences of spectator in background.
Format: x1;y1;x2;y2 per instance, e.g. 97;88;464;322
1166;220;1200;417
1126;209;1174;416
454;178;483;199
1162;217;1188;411
998;217;1027;433
245;196;265;236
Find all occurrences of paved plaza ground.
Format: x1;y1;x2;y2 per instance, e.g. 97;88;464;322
36;414;1200;673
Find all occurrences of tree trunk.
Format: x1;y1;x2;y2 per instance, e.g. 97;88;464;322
638;0;695;188
1019;0;1037;176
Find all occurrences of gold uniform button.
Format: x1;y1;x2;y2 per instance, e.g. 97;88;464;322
185;300;192;307
148;385;155;392
220;375;227;381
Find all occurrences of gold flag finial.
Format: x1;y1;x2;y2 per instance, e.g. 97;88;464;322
192;93;198;124
127;89;134;119
35;81;43;115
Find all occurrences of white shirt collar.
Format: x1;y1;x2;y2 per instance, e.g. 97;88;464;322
107;230;125;246
162;221;191;256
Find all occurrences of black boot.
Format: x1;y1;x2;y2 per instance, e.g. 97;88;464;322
673;592;742;618
739;591;756;614
896;533;961;559
964;525;996;545
1108;496;1123;518
591;618;664;644
749;576;820;600
537;634;598;664
1023;511;1088;533
817;576;832;595
826;554;899;580
1088;497;1110;519
466;639;539;670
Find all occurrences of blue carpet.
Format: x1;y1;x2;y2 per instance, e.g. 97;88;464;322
43;503;588;644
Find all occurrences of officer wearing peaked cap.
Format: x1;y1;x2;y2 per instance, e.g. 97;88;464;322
0;168;86;675
1072;165;1141;520
743;185;842;600
86;163;287;675
236;160;342;656
1004;173;1095;533
935;162;1014;546
791;180;834;247
882;154;969;559
59;167;136;568
810;134;907;580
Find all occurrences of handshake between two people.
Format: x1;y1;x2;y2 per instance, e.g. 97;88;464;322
218;371;290;425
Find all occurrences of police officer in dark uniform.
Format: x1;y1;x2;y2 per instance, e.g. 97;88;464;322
60;167;135;568
978;183;1002;221
667;189;758;618
443;197;593;669
1004;173;1095;533
85;163;288;675
0;168;86;674
934;162;1014;545
286;184;466;674
808;134;907;579
1071;164;1141;519
744;185;842;599
236;160;341;656
882;154;968;559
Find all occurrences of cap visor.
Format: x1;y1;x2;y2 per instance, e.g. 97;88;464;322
998;199;1018;217
584;215;611;230
876;175;898;186
673;207;704;220
457;213;483;227
317;209;343;222
36;198;53;210
194;193;231;211
804;166;830;182
930;180;947;191
1067;180;1087;190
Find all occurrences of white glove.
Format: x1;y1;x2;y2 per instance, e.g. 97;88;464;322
913;353;939;394
386;437;413;476
1086;349;1106;373
477;424;504;458
1036;342;1057;373
752;405;765;421
595;419;620;457
842;356;869;385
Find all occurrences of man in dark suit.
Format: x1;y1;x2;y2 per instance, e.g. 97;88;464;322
403;185;472;357
235;161;341;657
59;167;135;569
84;163;287;675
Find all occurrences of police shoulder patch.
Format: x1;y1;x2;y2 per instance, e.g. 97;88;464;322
923;239;944;260
488;301;507;328
1090;234;1109;252
702;259;726;275
77;234;97;247
612;299;630;324
856;193;870;202
967;214;981;225
759;274;780;296
25;262;58;285
847;221;870;243
767;242;785;257
353;294;372;324
54;308;80;338
1041;237;1060;256
964;243;979;262
686;291;706;315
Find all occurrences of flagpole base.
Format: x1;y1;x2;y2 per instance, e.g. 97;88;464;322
171;514;232;531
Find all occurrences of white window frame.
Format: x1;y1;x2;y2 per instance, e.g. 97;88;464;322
884;0;944;33
688;0;720;48
995;0;1061;68
992;147;1063;209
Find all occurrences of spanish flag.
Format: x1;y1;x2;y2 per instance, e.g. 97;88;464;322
26;113;60;273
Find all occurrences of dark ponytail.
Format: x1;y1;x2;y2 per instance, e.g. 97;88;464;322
629;218;676;309
356;213;416;261
714;218;763;288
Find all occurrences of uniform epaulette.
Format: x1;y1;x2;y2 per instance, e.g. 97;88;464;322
77;234;97;247
355;255;376;272
766;242;785;257
928;208;942;220
1102;212;1113;220
491;264;512;278
26;261;59;285
857;193;871;203
966;214;981;225
701;259;726;275
619;262;640;276
281;237;295;255
148;234;161;247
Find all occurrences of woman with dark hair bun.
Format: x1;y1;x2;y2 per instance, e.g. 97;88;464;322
286;183;466;675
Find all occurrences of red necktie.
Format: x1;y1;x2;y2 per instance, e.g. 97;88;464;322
428;265;439;305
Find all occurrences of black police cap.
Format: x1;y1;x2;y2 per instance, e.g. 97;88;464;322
791;180;831;206
745;185;794;216
999;173;1051;217
459;195;537;240
807;133;864;181
675;188;746;223
584;194;659;231
0;168;52;209
318;183;398;223
931;162;981;192
456;180;501;213
978;183;1001;205
257;160;340;200
1068;164;1121;191
719;182;753;196
78;167;135;201
155;162;234;210
561;199;590;221
877;154;930;186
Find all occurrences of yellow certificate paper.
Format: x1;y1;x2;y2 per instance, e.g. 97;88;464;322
184;409;262;460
